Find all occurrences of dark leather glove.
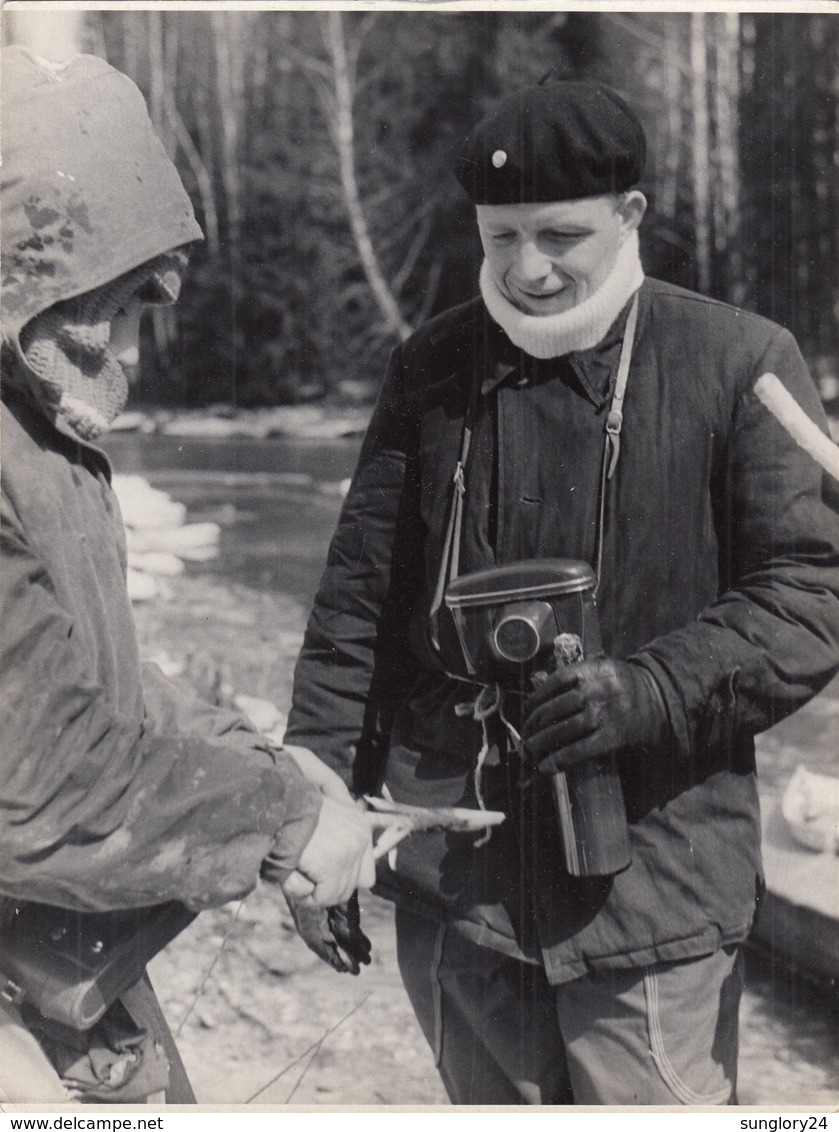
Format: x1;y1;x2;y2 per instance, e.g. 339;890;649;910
286;891;372;975
523;657;670;774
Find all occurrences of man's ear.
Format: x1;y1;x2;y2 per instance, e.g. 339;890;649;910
617;190;647;238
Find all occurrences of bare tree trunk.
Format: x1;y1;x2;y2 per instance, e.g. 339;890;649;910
714;12;742;303
147;10;166;143
805;15;838;367
823;20;839;366
740;14;757;97
156;10;220;254
690;11;712;294
737;14;760;310
661;18;683;222
164;95;220;255
85;10;109;62
211;12;245;407
193;33;217;195
250;32;270;127
121;11;140;86
320;11;412;342
145;11;179;357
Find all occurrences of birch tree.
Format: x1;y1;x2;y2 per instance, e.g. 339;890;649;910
307;11;413;342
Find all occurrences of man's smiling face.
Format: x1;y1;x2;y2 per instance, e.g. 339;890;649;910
476;193;644;316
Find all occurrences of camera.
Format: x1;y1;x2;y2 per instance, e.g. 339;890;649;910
442;558;631;877
442;558;602;684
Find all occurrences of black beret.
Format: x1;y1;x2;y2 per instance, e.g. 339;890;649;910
454;80;646;205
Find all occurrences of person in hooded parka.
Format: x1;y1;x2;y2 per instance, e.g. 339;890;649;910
0;47;375;1105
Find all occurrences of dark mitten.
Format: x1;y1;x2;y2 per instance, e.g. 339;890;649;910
524;657;670;773
286;892;372;975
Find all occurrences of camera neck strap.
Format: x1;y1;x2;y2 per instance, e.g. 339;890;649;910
429;352;482;650
593;290;639;587
429;291;640;647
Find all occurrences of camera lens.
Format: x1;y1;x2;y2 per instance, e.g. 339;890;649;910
494;618;540;661
493;601;554;662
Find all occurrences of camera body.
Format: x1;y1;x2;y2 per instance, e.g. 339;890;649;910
443;558;602;687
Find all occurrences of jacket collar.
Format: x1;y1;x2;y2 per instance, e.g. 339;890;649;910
480;291;637;408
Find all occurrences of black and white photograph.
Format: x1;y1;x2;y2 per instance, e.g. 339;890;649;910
1;0;838;1114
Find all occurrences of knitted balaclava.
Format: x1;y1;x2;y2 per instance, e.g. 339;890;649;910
17;250;188;442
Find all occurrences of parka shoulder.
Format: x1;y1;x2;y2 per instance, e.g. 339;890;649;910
397;296;487;385
640;276;803;404
642;276;795;348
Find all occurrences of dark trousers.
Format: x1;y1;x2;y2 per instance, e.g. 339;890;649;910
396;908;743;1106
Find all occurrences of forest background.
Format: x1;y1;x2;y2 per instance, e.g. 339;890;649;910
4;5;838;414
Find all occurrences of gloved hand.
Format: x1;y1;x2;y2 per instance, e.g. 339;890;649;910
285;892;372;975
523;657;670;774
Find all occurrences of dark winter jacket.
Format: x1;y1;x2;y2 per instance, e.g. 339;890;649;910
287;279;839;984
0;48;322;914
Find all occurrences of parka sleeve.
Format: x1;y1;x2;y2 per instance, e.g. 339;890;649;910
634;326;839;761
0;492;322;913
285;344;423;785
140;657;277;754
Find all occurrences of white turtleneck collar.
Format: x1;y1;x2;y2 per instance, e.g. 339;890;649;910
479;229;645;360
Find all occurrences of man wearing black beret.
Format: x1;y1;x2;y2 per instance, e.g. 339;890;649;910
287;80;839;1103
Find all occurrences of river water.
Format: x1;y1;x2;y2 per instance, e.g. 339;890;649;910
103;430;839;1106
103;432;360;607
